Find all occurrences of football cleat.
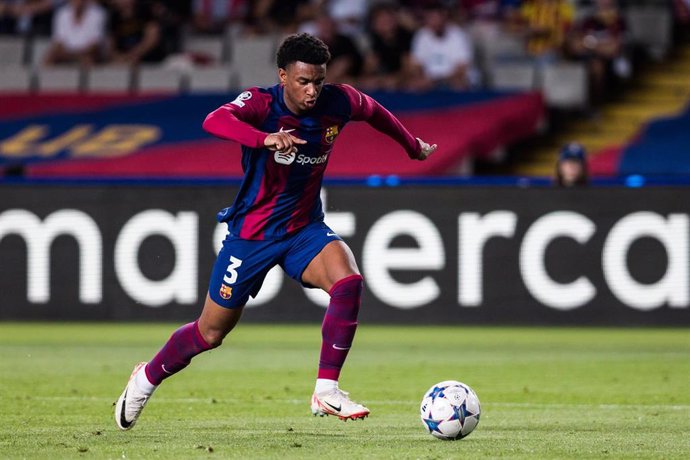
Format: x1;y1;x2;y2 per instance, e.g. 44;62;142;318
114;362;154;430
311;388;370;421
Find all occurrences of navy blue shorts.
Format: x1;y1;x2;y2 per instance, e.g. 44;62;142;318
208;221;342;308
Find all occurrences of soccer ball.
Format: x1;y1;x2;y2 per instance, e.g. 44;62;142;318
420;380;481;440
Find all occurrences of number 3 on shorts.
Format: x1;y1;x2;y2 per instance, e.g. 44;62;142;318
223;256;243;284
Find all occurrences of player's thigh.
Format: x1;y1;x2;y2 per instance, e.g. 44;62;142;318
208;234;278;309
302;240;359;293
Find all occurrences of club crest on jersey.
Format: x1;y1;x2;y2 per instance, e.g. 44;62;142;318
274;150;296;165
230;91;252;108
324;125;339;144
219;285;233;300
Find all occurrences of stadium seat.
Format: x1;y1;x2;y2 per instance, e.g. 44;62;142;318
542;62;588;109
626;7;672;60
188;66;233;93
230;35;279;88
0;36;27;65
29;36;52;66
0;65;33;92
86;65;133;92
36;66;83;92
182;35;226;64
136;65;183;93
489;62;537;91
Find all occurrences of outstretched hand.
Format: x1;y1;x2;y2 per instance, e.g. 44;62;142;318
414;138;437;161
264;128;307;154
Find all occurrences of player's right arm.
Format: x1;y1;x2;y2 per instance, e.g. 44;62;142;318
203;89;305;152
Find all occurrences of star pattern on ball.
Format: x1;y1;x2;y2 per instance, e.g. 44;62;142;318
450;403;465;423
427;386;446;401
423;415;443;434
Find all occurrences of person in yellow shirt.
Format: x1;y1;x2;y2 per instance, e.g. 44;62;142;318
517;0;574;63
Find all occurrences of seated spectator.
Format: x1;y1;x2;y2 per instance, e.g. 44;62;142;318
323;0;369;36
360;2;414;90
512;0;574;66
566;0;628;104
0;0;20;33
554;142;588;187
107;0;166;64
252;0;312;34
191;0;247;35
149;0;191;55
302;13;363;84
0;0;64;36
43;0;106;66
408;3;475;90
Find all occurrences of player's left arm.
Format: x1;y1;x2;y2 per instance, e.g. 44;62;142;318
337;84;437;161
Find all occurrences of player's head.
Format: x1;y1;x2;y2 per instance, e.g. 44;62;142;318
276;33;331;114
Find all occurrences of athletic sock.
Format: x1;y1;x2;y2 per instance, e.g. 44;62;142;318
317;274;363;382
145;320;213;386
315;378;338;394
134;365;157;395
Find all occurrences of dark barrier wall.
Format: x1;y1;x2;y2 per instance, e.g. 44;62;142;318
1;184;689;325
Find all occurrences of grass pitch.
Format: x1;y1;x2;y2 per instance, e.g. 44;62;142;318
0;323;688;459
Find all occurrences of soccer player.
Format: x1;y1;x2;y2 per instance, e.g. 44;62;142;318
115;32;437;430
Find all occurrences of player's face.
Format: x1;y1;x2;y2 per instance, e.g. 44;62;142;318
279;61;327;114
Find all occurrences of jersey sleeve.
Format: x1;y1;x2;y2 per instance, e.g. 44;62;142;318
202;88;271;149
336;84;421;159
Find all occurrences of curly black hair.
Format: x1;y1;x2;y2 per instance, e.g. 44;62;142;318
276;33;331;69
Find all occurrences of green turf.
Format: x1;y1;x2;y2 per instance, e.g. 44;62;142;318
0;323;688;459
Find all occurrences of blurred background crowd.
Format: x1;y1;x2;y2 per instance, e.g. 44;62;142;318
0;0;687;99
0;0;688;181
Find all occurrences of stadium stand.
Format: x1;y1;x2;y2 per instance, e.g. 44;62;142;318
86;65;132;92
187;66;234;93
0;0;686;179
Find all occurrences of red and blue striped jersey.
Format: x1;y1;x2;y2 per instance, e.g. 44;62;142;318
203;83;420;240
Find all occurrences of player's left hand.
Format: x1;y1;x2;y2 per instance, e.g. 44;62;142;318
414;138;437;161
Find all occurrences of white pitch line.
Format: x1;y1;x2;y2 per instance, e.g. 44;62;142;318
27;396;690;410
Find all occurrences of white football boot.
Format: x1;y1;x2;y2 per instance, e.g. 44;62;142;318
311;388;370;420
115;362;155;430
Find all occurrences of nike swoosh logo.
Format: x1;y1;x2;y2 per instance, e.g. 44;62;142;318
162;364;172;374
326;232;337;237
325;401;342;412
332;344;350;350
119;388;132;428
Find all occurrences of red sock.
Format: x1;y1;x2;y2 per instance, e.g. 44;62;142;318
318;275;363;381
145;320;213;385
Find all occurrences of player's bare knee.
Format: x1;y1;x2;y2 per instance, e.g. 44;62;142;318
201;329;227;348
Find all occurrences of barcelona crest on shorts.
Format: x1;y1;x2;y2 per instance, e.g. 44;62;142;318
324;125;339;144
219;285;233;300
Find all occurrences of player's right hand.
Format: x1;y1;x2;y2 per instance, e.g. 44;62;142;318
264;128;307;154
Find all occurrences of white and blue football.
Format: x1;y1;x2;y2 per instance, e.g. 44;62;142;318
420;380;481;440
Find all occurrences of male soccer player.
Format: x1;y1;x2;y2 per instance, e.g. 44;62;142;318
115;32;437;430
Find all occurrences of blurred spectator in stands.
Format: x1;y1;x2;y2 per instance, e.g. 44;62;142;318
150;0;191;55
319;0;369;36
301;12;363;84
252;0;313;34
511;0;574;66
566;0;628;104
671;0;690;43
0;0;64;35
360;2;414;90
554;142;588;187
0;0;19;33
191;0;248;35
43;0;106;66
106;0;166;64
408;2;475;90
